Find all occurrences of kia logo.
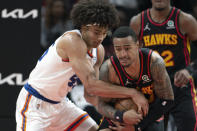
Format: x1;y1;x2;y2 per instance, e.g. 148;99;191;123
1;9;38;19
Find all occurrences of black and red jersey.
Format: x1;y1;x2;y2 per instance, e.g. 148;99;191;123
140;7;191;76
110;48;154;103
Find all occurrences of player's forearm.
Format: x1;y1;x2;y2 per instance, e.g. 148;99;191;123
85;79;137;98
154;81;174;100
84;89;98;106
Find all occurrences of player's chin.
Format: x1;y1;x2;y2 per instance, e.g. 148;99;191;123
93;44;100;48
120;62;130;68
93;42;101;47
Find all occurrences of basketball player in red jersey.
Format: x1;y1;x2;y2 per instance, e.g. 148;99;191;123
93;26;174;131
130;0;197;130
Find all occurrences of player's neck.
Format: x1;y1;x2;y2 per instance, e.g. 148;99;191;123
125;54;140;79
87;47;92;52
150;6;172;23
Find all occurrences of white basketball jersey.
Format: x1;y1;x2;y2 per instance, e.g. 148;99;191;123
28;30;98;101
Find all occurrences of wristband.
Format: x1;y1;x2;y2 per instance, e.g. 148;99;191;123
114;110;125;123
185;65;193;74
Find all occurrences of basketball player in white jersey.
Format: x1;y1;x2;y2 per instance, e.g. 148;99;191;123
15;0;149;131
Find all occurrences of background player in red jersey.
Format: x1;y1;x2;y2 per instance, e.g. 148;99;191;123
130;0;197;130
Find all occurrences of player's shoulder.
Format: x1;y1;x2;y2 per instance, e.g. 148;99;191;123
130;12;142;35
106;58;113;68
179;10;194;19
56;30;87;59
101;58;111;68
150;51;165;66
179;10;196;24
130;12;141;25
58;30;86;50
61;30;82;43
100;58;112;73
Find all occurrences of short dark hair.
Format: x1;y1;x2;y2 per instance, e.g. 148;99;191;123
70;0;119;29
112;26;137;42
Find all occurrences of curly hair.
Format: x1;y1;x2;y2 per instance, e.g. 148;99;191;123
70;0;119;29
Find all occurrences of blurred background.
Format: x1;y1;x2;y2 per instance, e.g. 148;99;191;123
0;0;197;130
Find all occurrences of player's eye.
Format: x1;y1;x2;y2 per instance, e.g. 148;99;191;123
115;48;121;51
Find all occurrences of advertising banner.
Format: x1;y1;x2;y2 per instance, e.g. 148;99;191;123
0;0;41;119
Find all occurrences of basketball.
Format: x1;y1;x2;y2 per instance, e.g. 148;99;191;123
115;98;138;111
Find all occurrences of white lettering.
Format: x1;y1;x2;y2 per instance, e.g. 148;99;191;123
0;73;28;86
1;9;38;19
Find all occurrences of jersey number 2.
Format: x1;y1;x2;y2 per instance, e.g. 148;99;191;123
154;50;174;67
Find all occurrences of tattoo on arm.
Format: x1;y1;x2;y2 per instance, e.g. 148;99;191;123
96;60;118;119
151;55;174;100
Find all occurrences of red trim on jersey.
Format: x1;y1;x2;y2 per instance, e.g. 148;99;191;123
111;56;124;86
119;64;134;81
189;78;197;131
183;38;188;66
175;9;185;39
175;9;190;66
147;7;175;26
147;50;152;79
87;50;93;58
106;118;114;126
186;38;190;65
137;50;143;84
140;11;145;41
62;59;69;62
183;37;190;66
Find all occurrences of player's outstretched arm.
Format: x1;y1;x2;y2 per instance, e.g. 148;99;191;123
56;33;139;99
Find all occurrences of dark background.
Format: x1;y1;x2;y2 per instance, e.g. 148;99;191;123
0;0;41;130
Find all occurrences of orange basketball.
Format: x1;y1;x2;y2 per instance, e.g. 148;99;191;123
115;98;138;111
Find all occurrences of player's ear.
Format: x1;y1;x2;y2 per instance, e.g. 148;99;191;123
137;40;143;48
136;41;140;48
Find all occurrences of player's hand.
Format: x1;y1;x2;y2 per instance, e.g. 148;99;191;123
123;109;143;125
131;90;149;116
109;121;135;131
174;69;191;87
